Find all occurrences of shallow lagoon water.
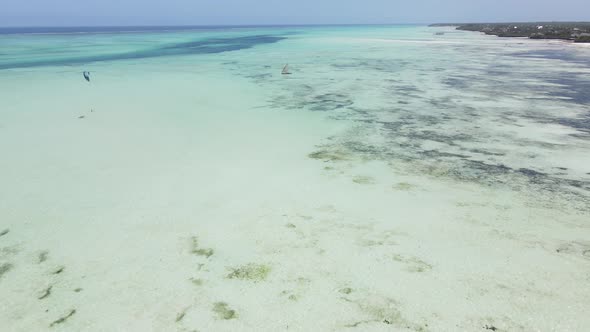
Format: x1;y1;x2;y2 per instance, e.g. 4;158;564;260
0;25;589;331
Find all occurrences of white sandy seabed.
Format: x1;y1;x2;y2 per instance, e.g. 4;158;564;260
1;27;590;332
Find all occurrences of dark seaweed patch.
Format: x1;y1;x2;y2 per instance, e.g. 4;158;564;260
516;168;547;184
407;130;471;145
0;263;13;279
244;73;273;80
488;61;590;105
342;141;384;156
464;160;512;176
458;160;590;192
308;93;353;112
52;266;65;275
545;77;590;104
556;115;590;132
377;121;406;131
443;76;473;90
393;84;421;93
212;302;237;320
524;110;590;135
261;41;590;211
38;251;49;263
333;60;369;69
467;149;506;156
510;49;590;67
50;309;76;327
419;150;470;159
333;59;403;73
38;286;52;300
517;168;546;177
0;35;286;70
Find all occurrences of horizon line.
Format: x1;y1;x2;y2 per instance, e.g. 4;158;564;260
0;23;423;28
1;21;588;29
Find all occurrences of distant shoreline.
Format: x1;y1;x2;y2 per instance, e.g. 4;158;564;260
430;22;590;43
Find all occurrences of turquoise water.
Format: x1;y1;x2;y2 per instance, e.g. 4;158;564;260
1;25;589;331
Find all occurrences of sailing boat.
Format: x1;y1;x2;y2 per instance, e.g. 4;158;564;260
83;71;91;82
281;64;291;75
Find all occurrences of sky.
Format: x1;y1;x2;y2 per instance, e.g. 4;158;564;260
1;0;588;26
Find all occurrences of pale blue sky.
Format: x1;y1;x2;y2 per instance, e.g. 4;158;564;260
1;0;588;26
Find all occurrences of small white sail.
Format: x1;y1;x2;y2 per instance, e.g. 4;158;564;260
281;64;291;75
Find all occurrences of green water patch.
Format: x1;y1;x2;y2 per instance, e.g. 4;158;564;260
356;239;387;247
226;263;271;281
343;294;427;331
352;176;375;185
212;302;237;320
308;149;354;162
392;182;416;191
280;290;299;301
190;278;204;286
392;254;432;273
339;287;353;295
190;236;214;258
